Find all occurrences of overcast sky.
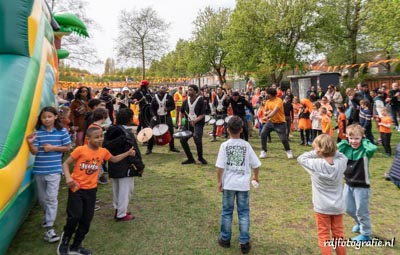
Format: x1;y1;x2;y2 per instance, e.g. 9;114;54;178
86;0;236;73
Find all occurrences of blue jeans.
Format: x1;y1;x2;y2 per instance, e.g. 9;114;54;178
220;190;250;244
343;184;371;236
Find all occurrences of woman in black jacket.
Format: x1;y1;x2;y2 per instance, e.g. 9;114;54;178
103;108;144;221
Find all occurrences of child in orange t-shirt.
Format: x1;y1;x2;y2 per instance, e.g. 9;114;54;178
378;107;393;156
336;106;348;143
298;98;312;145
320;107;333;137
58;127;135;255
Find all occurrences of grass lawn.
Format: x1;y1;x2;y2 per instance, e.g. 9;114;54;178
7;125;400;255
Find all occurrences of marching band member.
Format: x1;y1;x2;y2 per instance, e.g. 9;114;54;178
131;80;153;134
211;86;229;142
146;85;180;155
180;84;208;164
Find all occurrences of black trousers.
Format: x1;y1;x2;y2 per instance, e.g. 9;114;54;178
381;132;392;155
180;124;204;160
285;116;292;138
238;115;249;141
63;188;97;248
311;129;322;142
260;121;290;152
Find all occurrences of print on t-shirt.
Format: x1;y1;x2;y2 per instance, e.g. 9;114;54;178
226;145;246;175
79;157;101;175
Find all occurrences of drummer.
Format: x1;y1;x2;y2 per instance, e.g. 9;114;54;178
180;84;208;165
131;80;153;134
211;86;229;142
200;85;212;116
146;85;180;155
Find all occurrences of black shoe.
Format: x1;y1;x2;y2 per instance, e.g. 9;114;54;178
182;159;196;164
57;232;69;255
170;147;180;153
218;238;230;248
240;242;251;254
69;246;93;255
198;158;208;164
210;137;217;142
145;150;152;155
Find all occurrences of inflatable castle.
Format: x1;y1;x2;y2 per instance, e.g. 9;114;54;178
0;1;88;254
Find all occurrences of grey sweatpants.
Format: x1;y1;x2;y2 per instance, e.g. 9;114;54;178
35;173;61;227
112;177;134;218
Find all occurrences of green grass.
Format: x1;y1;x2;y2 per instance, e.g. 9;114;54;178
7;125;400;255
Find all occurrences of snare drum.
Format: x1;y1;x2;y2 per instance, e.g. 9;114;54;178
216;119;225;126
152;124;171;145
173;130;193;139
209;118;216;125
224;115;233;123
205;115;211;123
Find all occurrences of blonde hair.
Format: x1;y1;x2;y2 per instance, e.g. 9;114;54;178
381;107;389;114
346;124;365;137
319;107;327;114
312;134;337;157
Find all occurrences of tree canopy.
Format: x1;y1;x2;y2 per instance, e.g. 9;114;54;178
115;7;170;79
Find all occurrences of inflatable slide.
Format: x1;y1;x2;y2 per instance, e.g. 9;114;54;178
0;1;87;254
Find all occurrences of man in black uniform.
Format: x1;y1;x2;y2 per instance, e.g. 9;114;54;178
180;84;207;164
146;85;180;155
131;80;153;134
228;91;254;141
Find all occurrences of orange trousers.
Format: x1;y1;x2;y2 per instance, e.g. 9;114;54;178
315;213;347;255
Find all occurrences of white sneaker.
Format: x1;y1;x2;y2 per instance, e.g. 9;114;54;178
44;228;60;243
286;150;294;159
259;150;267;159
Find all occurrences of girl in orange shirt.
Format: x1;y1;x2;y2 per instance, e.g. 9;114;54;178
298;98;312;145
320;107;333;137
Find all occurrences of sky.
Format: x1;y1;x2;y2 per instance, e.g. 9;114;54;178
86;0;236;74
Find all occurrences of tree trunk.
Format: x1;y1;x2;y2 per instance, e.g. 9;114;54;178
141;41;146;79
215;67;226;86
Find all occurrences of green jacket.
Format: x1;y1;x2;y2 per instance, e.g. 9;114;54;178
337;139;377;187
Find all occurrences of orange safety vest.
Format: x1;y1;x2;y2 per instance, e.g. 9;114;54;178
174;91;183;107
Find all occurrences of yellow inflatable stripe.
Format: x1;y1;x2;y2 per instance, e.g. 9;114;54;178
28;0;41;57
44;39;54;67
0;41;49;210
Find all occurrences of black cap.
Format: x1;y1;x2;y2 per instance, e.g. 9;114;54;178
232;91;240;96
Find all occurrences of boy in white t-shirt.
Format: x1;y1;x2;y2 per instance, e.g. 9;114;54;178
216;115;261;254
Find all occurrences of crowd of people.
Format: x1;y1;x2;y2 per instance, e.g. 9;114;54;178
25;79;400;255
